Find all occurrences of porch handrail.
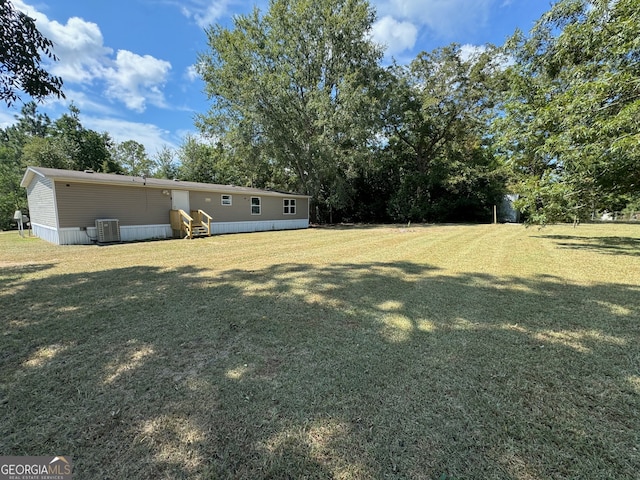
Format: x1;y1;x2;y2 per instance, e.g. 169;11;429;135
198;209;213;236
178;209;194;239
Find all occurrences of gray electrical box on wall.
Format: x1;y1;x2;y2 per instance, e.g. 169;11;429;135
95;219;120;243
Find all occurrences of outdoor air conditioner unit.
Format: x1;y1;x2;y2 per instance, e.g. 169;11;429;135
95;219;120;243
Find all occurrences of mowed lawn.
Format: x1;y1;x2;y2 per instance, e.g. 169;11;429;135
1;224;639;479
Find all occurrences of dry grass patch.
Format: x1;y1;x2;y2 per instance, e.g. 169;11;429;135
1;224;639;479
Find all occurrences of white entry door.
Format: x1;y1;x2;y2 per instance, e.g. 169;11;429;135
171;190;190;212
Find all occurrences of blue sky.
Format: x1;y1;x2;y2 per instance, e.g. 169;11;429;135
1;0;551;158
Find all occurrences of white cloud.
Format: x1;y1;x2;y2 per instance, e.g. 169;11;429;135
13;0;111;83
373;0;495;39
458;44;513;70
12;1;172;113
54;89;118;116
83;116;179;154
458;43;487;62
0;109;17;130
176;0;232;28
192;3;228;28
185;65;200;82
176;0;270;28
104;51;172;113
176;128;200;140
41;17;112;83
371;16;418;56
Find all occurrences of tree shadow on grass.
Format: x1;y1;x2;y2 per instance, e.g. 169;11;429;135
1;261;639;479
0;262;56;290
535;234;640;257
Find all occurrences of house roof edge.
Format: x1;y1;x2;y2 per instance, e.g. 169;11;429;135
20;166;311;198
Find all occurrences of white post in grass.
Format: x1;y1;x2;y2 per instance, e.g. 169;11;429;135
13;210;23;237
493;205;497;224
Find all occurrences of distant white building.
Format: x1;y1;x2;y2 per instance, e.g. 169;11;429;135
601;211;614;221
499;194;520;223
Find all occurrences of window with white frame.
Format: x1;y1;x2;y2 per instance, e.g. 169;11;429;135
221;194;232;206
251;196;261;215
283;198;296;215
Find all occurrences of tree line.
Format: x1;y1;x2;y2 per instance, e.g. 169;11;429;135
193;0;639;224
1;0;638;228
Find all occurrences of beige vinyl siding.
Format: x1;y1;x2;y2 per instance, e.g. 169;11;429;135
55;182;172;228
261;196;308;220
26;176;57;227
189;191;308;223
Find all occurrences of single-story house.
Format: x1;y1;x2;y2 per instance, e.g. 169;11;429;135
21;166;310;245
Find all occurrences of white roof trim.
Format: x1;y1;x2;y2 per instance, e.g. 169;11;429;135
20;166;46;188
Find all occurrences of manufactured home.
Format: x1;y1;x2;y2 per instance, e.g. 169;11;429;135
21;166;310;245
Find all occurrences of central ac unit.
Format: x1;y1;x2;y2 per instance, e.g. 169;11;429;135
95;219;120;243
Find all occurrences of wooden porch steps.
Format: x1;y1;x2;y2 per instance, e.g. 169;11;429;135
170;209;213;239
190;225;210;237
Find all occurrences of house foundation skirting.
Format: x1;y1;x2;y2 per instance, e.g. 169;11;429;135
31;219;308;245
31;223;172;245
31;223;61;244
209;219;309;235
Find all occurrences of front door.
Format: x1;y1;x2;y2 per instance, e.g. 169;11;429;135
171;190;190;212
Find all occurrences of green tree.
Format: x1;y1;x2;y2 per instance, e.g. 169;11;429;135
196;0;384;222
0;0;64;106
382;44;507;222
11;100;51;138
20;135;67;169
153;145;178;179
51;104;120;173
176;134;248;185
0;102;52;228
177;135;219;184
0;144;25;229
495;0;640;224
111;140;154;177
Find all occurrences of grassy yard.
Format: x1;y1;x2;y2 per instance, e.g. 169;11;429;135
1;223;639;479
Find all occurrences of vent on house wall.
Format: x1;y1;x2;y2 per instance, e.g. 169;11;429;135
95;219;120;243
